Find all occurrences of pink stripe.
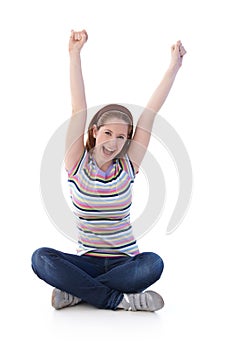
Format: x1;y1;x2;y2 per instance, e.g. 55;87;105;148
80;238;134;247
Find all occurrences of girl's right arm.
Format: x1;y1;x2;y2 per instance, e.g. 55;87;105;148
65;29;88;172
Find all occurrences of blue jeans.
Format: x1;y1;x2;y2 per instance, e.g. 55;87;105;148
31;247;164;310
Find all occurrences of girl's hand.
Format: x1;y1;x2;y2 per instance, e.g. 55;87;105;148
69;29;88;54
170;40;186;71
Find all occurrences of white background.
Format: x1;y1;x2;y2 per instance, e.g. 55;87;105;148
1;0;233;349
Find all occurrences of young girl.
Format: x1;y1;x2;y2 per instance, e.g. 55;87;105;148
31;29;186;312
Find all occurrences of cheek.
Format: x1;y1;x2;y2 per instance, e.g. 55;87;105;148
95;134;106;145
118;139;127;150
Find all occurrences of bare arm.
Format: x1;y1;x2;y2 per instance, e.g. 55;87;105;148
128;41;187;173
65;29;88;171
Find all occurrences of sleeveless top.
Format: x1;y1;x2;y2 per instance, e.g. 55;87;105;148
67;149;140;257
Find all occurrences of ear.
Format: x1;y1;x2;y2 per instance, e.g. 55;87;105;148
92;124;98;138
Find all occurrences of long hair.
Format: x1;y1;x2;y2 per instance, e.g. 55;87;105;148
86;104;134;157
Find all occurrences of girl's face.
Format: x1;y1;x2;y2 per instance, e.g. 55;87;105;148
93;117;129;165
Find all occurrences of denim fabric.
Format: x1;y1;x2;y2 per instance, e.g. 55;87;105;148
31;247;164;310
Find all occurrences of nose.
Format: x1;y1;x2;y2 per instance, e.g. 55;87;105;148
107;137;117;149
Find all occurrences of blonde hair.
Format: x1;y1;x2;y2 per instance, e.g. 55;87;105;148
86;104;133;156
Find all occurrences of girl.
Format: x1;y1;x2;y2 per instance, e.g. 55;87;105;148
31;29;186;312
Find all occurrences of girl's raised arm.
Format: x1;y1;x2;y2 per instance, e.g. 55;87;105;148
65;29;88;172
128;41;186;173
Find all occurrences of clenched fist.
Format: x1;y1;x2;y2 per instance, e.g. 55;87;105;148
69;29;88;54
170;40;187;69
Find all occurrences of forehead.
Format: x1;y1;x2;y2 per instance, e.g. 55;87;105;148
101;117;128;131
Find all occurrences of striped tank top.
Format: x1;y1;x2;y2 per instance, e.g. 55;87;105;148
67;149;140;257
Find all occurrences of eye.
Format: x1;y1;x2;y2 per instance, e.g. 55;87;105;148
118;135;126;140
105;131;111;136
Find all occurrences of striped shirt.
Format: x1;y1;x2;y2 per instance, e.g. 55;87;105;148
67;149;140;257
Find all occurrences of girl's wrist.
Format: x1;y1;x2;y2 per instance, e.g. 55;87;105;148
69;50;81;59
167;62;180;76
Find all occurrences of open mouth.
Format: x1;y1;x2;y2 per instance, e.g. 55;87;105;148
102;145;116;157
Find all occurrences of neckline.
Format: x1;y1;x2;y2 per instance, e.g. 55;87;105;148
89;154;118;176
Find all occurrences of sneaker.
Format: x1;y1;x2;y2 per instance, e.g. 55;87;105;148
51;288;82;310
119;290;164;312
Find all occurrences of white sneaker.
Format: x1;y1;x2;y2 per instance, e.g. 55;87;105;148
51;288;82;310
119;290;164;312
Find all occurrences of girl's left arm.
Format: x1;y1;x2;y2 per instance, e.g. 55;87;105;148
128;41;186;173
